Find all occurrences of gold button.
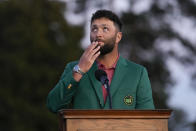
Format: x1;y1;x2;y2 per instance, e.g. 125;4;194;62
67;84;72;89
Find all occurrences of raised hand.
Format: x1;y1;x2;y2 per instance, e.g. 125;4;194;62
78;41;100;73
73;41;100;81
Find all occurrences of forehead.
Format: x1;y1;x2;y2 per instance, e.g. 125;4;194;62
91;18;115;27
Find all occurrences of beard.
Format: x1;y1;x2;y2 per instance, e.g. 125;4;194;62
91;34;117;56
99;40;115;56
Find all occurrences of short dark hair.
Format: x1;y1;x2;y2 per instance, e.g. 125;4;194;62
91;9;122;31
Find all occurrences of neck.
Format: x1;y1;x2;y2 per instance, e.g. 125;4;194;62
97;48;119;68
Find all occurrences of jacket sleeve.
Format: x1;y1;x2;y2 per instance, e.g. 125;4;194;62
135;67;155;109
46;62;78;113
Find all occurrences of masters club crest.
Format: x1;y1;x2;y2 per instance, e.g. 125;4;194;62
124;95;133;105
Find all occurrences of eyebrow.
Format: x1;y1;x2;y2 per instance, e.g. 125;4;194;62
91;24;109;27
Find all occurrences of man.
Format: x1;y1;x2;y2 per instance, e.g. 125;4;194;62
47;10;154;113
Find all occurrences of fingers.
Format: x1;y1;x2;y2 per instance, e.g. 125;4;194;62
88;42;101;59
84;41;100;57
91;50;100;61
91;44;100;56
78;41;101;73
86;41;98;52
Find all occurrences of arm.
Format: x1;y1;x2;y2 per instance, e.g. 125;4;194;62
46;62;79;113
47;42;100;113
136;67;155;109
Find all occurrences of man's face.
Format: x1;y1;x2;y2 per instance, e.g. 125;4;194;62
90;18;118;56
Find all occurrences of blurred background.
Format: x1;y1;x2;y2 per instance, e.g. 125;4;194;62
0;0;196;131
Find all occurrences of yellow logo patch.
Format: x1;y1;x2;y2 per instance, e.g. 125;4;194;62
124;95;133;105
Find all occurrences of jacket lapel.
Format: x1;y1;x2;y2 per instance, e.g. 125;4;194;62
87;56;128;108
110;56;128;98
87;62;104;108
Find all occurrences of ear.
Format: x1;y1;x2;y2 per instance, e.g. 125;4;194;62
116;32;122;44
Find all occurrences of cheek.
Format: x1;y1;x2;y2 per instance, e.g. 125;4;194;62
90;33;96;40
90;35;94;42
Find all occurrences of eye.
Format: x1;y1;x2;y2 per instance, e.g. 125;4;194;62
103;27;109;32
91;27;97;32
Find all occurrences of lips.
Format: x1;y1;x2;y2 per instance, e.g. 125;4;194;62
95;39;104;45
95;38;103;42
98;41;104;44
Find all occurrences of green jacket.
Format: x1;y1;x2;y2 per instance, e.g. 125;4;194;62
47;56;154;113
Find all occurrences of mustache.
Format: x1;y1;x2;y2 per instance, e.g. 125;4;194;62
94;39;104;42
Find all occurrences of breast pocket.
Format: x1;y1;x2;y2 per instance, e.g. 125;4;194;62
113;89;137;109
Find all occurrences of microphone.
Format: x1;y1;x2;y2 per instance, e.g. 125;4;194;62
95;69;112;109
95;69;109;85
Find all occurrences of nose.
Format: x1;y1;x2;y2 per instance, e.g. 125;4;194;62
96;29;103;38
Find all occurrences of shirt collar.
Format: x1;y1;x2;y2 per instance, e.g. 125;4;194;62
97;54;120;70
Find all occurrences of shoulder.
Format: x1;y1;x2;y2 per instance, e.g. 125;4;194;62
118;56;149;79
119;56;146;71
